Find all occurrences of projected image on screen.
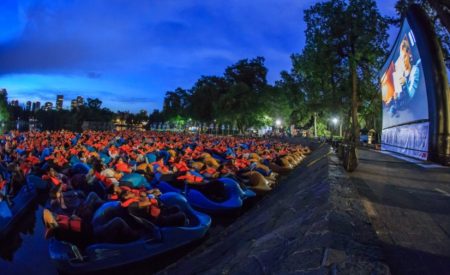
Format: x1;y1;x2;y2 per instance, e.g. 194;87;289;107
380;19;429;159
381;21;428;127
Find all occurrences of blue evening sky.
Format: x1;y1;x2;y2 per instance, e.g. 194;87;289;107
0;0;398;112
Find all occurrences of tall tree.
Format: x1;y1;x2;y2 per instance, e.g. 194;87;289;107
148;109;163;122
162;88;189;122
224;57;268;92
0;91;9;122
298;0;388;141
87;98;102;110
189;76;228;125
218;57;270;133
275;70;308;126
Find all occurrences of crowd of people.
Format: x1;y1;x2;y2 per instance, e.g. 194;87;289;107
0;130;310;244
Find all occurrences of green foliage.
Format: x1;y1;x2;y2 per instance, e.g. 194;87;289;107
188;76;227;124
148;109;164;124
315;120;331;137
87;98;102;110
0;93;9;122
294;0;388;140
224;57;268;90
35;109;75;130
261;85;292;126
72;99;114;130
162;88;189;122
275;71;308;126
158;56;280;133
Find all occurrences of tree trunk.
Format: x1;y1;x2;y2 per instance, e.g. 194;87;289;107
314;112;317;138
343;144;359;172
350;55;360;143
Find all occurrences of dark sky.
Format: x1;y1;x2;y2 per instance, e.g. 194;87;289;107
0;0;398;112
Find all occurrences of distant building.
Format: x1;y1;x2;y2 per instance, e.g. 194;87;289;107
71;99;78;111
11;100;19;107
56;95;64;111
44;102;53;111
32;101;41;112
26;101;32;111
76;96;84;107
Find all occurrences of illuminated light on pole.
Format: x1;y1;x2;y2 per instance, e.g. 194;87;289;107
331;117;341;137
332;117;338;125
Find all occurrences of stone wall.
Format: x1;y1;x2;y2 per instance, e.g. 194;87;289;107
159;143;389;274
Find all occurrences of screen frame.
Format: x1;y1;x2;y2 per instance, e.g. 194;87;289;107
379;4;450;164
407;5;450;164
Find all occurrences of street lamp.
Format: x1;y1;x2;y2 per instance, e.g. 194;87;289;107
332;117;338;125
331;117;342;137
275;119;282;137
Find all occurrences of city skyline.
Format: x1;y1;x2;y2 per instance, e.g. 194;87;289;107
3;90;84;111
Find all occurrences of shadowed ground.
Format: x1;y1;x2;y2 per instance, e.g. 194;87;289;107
350;148;450;275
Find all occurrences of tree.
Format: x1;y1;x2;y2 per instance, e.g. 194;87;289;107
188;76;228;125
148;109;164;126
87;98;102;110
35;109;75;130
216;82;264;133
275;70;309;127
216;57;271;133
135;110;149;126
162;88;189;124
224;56;268;92
298;0;389;141
262;84;292;126
0;92;9;122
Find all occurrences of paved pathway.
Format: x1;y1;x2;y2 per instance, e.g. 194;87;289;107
350;149;450;275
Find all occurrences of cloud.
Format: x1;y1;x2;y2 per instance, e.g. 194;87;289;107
0;0;399;111
0;0;310;75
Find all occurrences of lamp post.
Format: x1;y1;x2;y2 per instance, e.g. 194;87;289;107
275;119;281;127
275;119;282;137
214;119;217;135
331;117;342;138
331;117;338;139
332;117;338;126
314;112;317;138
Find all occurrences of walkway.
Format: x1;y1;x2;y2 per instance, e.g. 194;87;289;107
350;149;450;275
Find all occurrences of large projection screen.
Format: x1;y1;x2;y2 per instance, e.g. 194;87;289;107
380;18;430;160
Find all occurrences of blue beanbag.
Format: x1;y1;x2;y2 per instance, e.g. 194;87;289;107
121;173;148;189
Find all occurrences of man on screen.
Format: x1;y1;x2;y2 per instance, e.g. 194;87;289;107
388;35;421;117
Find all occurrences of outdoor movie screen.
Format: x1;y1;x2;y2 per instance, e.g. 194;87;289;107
380;18;429;160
